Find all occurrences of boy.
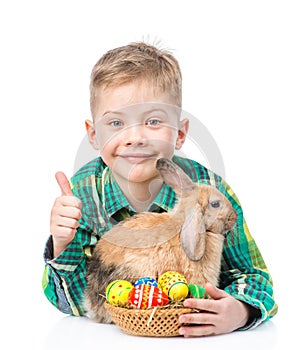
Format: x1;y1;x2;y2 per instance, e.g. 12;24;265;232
43;42;278;337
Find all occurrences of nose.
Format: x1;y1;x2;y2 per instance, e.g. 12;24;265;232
123;123;147;146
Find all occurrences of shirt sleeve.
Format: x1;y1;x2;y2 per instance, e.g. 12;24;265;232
42;166;104;316
42;225;91;316
218;179;278;330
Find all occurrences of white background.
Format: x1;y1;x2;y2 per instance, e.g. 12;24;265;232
1;1;299;348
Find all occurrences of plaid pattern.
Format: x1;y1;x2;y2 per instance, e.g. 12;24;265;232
43;155;278;328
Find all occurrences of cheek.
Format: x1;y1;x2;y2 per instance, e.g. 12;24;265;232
97;130;122;153
149;127;178;145
157;130;179;152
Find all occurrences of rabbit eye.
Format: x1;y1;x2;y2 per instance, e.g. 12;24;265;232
210;201;220;208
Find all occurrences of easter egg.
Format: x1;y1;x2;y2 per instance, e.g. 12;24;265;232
188;284;209;299
105;280;134;306
134;277;158;287
168;281;189;300
128;284;169;309
158;271;189;301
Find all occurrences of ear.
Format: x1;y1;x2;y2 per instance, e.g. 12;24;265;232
175;118;189;150
85;119;100;150
156;158;196;196
180;203;206;261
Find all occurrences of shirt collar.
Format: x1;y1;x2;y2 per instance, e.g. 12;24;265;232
101;167;134;218
150;182;177;212
101;166;178;218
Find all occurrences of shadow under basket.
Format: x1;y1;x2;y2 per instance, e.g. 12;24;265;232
104;301;193;337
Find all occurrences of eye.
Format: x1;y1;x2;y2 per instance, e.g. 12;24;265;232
210;201;220;208
109;120;124;128
146;118;161;126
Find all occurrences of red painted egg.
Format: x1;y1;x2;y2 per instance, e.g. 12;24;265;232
128;284;169;309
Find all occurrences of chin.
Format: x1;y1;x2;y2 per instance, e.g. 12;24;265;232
127;166;158;183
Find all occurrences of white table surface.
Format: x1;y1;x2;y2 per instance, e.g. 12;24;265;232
3;238;298;350
3;301;295;350
45;316;278;350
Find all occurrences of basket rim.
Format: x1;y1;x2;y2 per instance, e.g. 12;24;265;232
104;300;194;313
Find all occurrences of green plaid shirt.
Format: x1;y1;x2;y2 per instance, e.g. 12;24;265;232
42;155;278;329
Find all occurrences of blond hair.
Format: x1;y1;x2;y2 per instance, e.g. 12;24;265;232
90;42;182;117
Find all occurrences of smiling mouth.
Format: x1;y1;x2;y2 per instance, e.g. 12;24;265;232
119;154;157;164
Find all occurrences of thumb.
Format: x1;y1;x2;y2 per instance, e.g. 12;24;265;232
55;171;73;196
204;283;228;300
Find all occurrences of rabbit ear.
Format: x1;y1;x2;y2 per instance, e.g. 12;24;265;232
180;203;206;261
156;158;197;196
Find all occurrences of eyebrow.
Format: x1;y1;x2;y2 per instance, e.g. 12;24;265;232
102;110;125;117
103;107;169;117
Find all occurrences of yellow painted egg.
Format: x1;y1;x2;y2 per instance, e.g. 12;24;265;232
105;279;134;306
158;271;189;301
168;281;189;300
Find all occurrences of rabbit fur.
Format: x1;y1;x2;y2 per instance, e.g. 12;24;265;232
84;158;237;323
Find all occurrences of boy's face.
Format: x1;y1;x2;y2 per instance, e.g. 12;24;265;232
86;81;188;186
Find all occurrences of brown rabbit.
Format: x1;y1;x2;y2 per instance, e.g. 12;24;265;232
84;158;237;323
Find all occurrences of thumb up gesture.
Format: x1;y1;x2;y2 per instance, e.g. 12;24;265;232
50;172;82;258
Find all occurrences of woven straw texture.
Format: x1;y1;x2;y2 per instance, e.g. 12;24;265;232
104;301;193;337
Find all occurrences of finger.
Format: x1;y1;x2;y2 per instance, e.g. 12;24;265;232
179;325;217;337
54;196;82;209
55;171;73;196
179;312;217;325
54;205;82;219
183;298;219;313
204;283;229;300
56;217;80;229
183;298;225;314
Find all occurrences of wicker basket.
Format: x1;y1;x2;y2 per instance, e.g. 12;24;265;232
104;301;193;337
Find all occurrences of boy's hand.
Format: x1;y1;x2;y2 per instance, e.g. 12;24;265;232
178;283;250;337
50;172;82;258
